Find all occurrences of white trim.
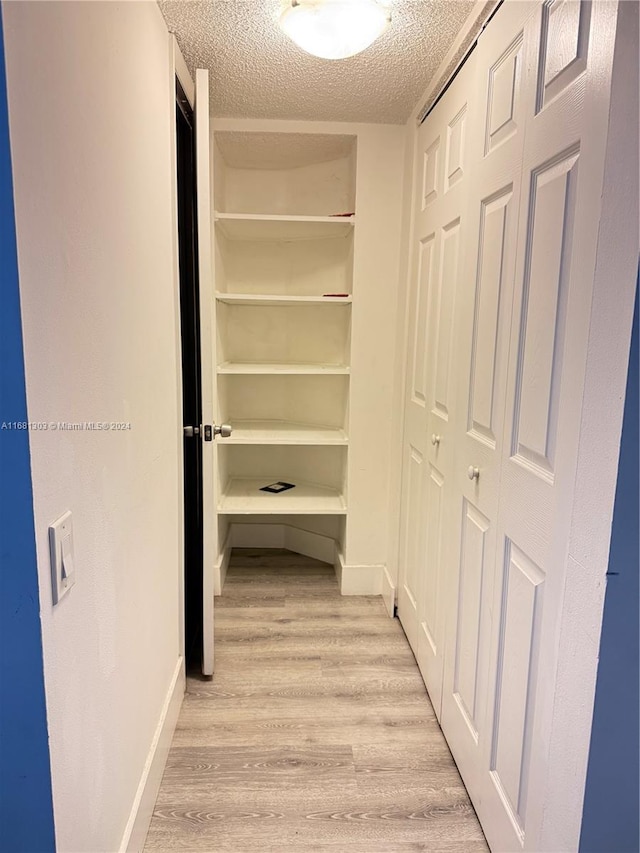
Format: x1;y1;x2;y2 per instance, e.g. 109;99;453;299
167;33;186;659
171;35;194;107
214;527;233;595
119;658;185;853
334;549;344;588
212;117;395;135
340;561;385;596
414;0;497;124
195;68;216;677
386;121;417;598
380;565;395;618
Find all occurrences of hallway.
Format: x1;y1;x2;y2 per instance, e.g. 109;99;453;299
144;549;488;852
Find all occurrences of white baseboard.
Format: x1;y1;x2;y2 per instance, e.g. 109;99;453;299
119;657;185;853
381;565;396;618
339;556;386;597
214;528;232;596
334;549;344;587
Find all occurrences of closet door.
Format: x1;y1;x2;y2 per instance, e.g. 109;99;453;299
438;2;623;850
483;3;619;849
397;57;475;718
440;0;535;810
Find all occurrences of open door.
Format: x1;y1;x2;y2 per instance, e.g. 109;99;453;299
176;77;203;673
177;67;216;678
194;69;215;676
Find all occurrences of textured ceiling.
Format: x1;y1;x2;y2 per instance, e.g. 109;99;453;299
158;0;477;124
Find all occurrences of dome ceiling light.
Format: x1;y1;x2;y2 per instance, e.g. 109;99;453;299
279;0;392;61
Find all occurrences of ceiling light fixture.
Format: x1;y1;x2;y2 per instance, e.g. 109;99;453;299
279;0;391;61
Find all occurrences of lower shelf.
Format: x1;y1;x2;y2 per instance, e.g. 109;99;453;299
218;478;347;515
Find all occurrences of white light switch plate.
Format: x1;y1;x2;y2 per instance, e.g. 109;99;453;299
49;510;75;605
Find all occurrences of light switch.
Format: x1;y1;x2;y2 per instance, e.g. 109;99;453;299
49;510;75;605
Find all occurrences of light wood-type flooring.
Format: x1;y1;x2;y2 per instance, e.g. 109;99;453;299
144;549;488;852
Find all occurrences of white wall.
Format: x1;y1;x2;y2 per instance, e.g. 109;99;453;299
347;124;405;571
384;121;414;591
3;3;182;851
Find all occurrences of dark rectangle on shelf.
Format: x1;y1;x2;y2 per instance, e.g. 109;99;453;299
259;481;296;493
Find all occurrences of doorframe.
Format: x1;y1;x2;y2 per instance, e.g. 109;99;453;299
168;35;194;666
116;38;194;853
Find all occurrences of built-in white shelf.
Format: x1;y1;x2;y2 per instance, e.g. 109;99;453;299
215;293;353;306
217;362;350;375
214;212;355;242
213;131;357;541
220;419;348;445
218;477;347;515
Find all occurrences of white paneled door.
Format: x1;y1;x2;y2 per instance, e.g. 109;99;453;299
398;1;626;850
440;0;535;826
195;69;215;676
397;57;474;719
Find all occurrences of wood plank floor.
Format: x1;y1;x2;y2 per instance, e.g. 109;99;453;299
144;549;488;853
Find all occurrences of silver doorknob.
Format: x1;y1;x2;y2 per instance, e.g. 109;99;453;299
467;466;480;481
431;434;441;446
214;423;232;438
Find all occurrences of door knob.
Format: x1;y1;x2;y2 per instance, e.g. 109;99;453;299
431;434;441;446
467;466;480;481
183;424;232;440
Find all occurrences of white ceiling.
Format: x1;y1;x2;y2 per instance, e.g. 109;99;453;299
158;0;477;125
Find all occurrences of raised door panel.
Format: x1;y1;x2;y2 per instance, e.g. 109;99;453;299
489;542;544;839
452;500;491;740
445;106;467;191
415;461;446;712
432;219;461;421
398;444;427;650
468;187;514;448
511;149;579;480
422;137;441;209
411;235;436;406
537;0;591;110
422;463;445;654
486;33;524;154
